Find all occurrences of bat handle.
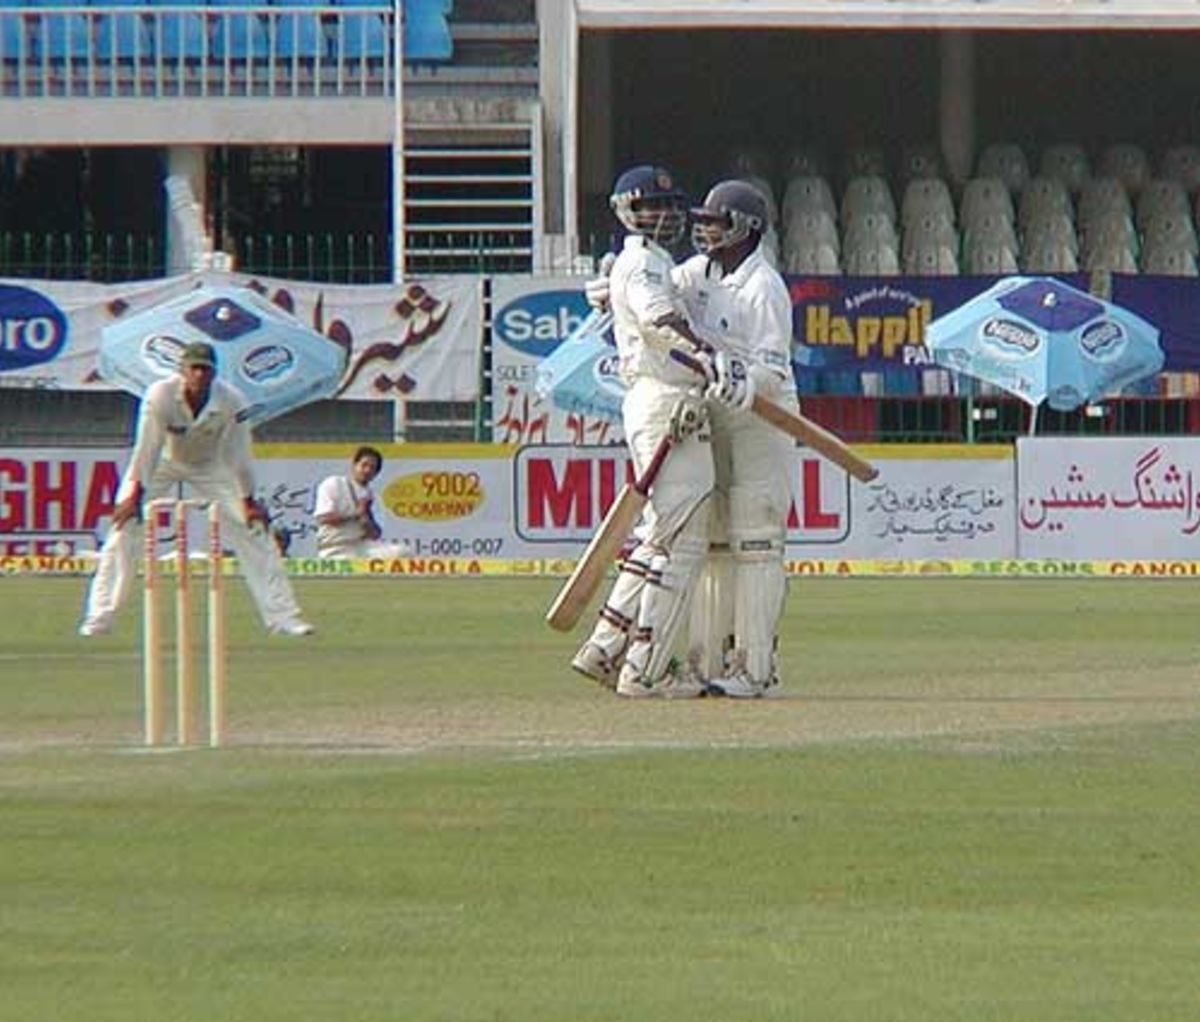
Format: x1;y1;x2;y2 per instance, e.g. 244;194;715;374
634;435;674;497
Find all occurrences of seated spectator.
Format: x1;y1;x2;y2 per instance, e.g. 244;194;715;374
313;446;411;559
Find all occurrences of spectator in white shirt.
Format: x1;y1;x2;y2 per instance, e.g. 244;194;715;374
312;446;410;559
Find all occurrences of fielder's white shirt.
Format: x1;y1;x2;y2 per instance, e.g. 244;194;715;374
124;375;255;498
313;474;373;555
674;248;795;390
609;234;696;388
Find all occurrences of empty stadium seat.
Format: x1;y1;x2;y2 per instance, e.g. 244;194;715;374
962;243;1019;275
842;243;899;276
1040;143;1091;195
330;1;387;60
1079;209;1139;261
1078;177;1133;233
404;0;452;62
780;174;837;229
783;240;840;275
1161;143;1200;192
1141;245;1199;276
897;142;943;187
976;142;1030;195
1136;178;1190;229
1142;212;1199;255
782;146;828;182
1018;176;1073;234
1020;235;1079;273
842;210;898;253
144;0;210;62
1098;142;1151;196
842;145;888;184
1022;210;1080;257
209;0;272;60
962;213;1018;263
272;0;327;61
840;174;896;227
900;178;955;229
1082;239;1138;273
782;208;839;258
960;177;1014;228
31;0;92;62
904;242;959;276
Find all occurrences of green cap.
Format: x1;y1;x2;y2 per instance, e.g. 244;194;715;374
181;341;217;369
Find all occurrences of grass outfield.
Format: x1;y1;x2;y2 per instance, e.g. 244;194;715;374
3;577;1198;1021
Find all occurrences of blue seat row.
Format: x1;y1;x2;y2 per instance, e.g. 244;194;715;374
0;0;450;60
0;10;398;59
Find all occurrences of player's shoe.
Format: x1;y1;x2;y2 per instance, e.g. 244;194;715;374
271;618;316;637
615;658;708;700
709;669;766;699
77;616;113;637
571;641;617;690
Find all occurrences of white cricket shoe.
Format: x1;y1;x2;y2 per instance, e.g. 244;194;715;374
271;619;316;637
77;616;112;637
615;658;709;700
709;670;766;699
571;641;617;690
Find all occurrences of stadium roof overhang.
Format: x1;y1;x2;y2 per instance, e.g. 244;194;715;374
575;1;1200;31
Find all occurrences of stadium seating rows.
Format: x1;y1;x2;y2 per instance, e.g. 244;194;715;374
0;0;451;62
743;141;1200;278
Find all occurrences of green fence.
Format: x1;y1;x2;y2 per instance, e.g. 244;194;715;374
0;231;535;282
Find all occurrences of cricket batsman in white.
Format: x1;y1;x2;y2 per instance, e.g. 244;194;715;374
571;164;715;699
79;340;315;638
580;179;799;698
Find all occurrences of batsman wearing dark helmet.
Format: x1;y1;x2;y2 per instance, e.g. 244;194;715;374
570;164;715;699
678;179;800;697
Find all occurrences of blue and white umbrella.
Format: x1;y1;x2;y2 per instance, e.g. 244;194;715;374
533;309;626;423
926;276;1165;415
99;285;348;426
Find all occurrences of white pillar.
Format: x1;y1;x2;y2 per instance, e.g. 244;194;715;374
391;0;406;282
939;31;976;189
165;146;207;276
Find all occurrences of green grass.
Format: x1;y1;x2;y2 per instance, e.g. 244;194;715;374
2;578;1198;1020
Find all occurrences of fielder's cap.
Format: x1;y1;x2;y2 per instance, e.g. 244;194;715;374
181;341;217;369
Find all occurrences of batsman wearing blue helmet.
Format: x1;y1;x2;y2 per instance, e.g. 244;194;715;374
570;164;714;699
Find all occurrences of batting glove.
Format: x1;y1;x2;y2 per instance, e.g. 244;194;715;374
705;351;756;412
583;252;615;312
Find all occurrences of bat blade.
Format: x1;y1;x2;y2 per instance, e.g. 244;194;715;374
545;483;647;632
748;394;879;482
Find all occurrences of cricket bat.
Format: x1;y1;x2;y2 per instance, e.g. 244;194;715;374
545;435;673;632
669;349;879;483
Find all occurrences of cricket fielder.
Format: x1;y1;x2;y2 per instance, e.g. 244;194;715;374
570;164;713;699
79;341;315;637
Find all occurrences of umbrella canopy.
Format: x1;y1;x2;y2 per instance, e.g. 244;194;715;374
99;285;348;426
533;309;626;423
925;276;1165;412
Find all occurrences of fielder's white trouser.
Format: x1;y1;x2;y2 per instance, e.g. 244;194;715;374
586;377;713;684
318;539;411;560
689;383;798;684
82;466;305;631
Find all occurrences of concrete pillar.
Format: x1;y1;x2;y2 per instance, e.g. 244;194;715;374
164;146;208;276
939;32;976;189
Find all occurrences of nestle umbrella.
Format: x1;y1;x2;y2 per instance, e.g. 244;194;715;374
99;285;348;426
925;276;1165;414
533;309;626;423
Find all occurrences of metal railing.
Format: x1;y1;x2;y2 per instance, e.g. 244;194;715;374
0;6;397;99
0;229;537;281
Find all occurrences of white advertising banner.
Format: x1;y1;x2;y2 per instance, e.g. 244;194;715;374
0;444;1015;563
1017;436;1200;559
0;271;482;402
489;275;624;445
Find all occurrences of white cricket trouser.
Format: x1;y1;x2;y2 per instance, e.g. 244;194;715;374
693;383;799;683
587;376;713;683
83;466;304;631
